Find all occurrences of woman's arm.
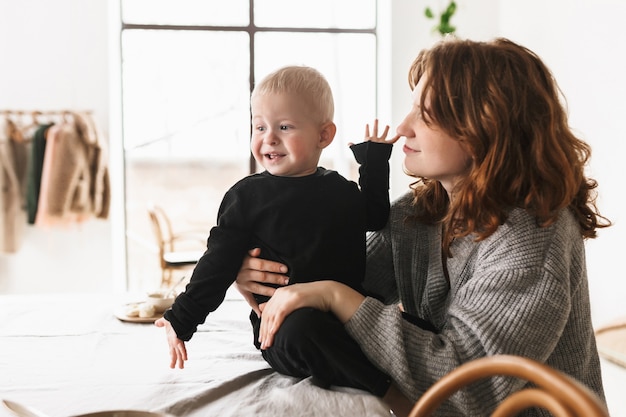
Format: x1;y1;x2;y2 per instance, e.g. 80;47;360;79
257;280;365;349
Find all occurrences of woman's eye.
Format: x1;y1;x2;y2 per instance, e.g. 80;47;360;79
280;125;290;131
256;126;266;132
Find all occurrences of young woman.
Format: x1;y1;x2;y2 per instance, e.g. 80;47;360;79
235;37;611;416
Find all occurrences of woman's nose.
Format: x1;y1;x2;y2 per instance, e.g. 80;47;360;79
396;115;413;138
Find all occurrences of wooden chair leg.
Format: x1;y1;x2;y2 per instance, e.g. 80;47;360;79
161;268;171;288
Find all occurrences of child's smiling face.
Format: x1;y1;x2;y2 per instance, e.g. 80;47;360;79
250;92;333;177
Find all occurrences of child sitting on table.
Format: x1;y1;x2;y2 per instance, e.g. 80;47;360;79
156;65;398;393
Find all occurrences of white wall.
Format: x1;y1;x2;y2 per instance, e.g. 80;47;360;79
0;0;118;293
498;1;626;327
382;0;626;327
1;0;624;327
383;0;500;196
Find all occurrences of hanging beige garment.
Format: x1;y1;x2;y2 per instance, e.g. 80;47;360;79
0;118;29;253
43;112;110;222
35;124;80;227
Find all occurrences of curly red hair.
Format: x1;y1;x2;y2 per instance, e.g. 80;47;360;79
406;37;610;255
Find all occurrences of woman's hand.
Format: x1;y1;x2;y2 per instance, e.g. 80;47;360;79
258;281;366;350
155;317;187;369
235;248;289;317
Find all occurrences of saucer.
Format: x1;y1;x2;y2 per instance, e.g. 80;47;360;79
113;303;163;323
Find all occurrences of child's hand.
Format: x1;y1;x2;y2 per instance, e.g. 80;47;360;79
155;317;188;369
349;119;400;146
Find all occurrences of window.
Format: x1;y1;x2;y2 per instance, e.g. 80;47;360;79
120;0;378;290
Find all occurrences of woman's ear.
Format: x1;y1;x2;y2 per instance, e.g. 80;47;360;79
319;122;337;149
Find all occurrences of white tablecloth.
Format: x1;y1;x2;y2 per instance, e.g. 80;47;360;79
0;293;390;417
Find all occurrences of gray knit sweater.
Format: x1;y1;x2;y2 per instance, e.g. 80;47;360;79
345;192;605;416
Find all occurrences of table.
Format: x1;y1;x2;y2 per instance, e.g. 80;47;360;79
0;293;390;417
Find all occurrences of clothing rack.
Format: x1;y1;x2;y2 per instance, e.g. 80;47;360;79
1;108;110;254
2;109;92;123
2;109;92;115
1;109;94;143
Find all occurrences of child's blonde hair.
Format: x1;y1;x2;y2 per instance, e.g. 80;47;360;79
251;65;334;124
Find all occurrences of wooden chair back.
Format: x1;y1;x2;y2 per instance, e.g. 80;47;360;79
409;355;609;417
146;203;205;286
147;203;173;268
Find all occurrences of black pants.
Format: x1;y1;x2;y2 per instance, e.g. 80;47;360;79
251;307;392;397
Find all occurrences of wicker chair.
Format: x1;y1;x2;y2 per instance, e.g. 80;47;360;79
147;203;206;287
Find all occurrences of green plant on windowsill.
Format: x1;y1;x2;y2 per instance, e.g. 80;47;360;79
425;1;457;36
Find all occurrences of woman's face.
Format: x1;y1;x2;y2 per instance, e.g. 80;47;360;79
396;75;472;194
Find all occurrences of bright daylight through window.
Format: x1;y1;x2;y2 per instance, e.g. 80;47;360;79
120;0;378;290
